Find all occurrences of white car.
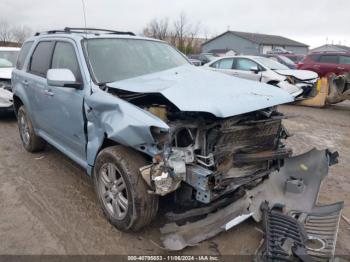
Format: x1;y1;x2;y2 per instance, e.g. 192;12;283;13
0;47;20;109
204;55;318;98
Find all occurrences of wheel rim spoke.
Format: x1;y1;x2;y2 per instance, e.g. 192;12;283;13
112;199;121;217
117;194;128;211
101;172;112;189
103;191;113;203
107;164;116;181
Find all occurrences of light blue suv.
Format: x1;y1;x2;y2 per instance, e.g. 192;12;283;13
14;27;335;236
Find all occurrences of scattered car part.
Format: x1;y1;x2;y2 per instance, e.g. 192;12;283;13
160;148;343;257
256;202;312;262
296;73;350;107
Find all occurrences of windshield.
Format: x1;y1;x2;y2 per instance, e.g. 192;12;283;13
255;57;289;70
84;38;189;84
278;55;295;65
0;51;19;68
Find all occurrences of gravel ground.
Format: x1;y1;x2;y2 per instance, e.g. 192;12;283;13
0;101;349;257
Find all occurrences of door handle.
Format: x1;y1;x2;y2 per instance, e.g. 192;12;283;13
22;80;28;85
313;65;320;68
337;67;345;70
44;90;54;96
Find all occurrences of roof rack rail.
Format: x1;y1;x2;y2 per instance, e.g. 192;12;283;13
35;27;136;36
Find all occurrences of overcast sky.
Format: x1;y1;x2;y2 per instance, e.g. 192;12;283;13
1;0;349;48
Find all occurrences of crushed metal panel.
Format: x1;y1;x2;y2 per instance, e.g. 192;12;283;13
160;149;343;252
107;65;294;118
84;90;169;167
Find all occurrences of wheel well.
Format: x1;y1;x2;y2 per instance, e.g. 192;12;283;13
13;95;23;116
96;136;152;163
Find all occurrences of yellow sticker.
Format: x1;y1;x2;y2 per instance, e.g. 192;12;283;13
300;164;308;171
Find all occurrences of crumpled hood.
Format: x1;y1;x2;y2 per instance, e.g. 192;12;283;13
108;65;294;118
0;67;13;80
275;69;318;81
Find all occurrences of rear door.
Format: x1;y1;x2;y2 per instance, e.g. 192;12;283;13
232;58;262;81
318;54;339;76
27;41;55;127
338;55;350;74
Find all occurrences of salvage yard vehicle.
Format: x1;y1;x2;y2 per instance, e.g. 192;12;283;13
12;28;343;259
205;55;318;99
298;51;350;77
0;47;20;110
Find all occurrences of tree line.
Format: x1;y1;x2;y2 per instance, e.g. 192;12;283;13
1;13;210;54
143;13;210;54
0;20;32;46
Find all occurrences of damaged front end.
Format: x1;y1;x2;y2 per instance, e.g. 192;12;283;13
138;105;290;205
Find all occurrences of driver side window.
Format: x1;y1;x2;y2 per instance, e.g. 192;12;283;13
51;42;82;82
235;58;258;71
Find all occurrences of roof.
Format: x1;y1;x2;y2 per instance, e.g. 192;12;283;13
310;44;350;53
202;31;308;47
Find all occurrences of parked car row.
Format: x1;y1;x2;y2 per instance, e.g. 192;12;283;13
0;47;20;110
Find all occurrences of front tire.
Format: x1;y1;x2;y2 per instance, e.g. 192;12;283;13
17;106;46;152
93;146;158;231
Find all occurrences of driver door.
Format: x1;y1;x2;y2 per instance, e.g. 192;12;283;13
41;40;86;163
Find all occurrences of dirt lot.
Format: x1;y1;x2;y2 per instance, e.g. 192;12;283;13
0;101;349;256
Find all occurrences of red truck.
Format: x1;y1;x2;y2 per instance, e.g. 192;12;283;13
297;52;350;77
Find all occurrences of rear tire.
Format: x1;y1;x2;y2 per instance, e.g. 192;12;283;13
17;106;46;152
93;145;158;231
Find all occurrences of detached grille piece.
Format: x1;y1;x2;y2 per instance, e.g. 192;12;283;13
257;202;312;262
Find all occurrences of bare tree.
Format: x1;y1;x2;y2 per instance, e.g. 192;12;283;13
143;18;169;40
173;12;189;52
0;20;13;44
144;12;205;54
12;25;32;44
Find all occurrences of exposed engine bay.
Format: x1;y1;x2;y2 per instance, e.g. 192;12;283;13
110;89;292;204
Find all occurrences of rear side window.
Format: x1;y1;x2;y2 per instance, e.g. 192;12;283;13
51;42;82;82
319;55;338;64
29;41;54;77
16;41;34;70
211;58;233;69
310;54;321;62
339;55;350;65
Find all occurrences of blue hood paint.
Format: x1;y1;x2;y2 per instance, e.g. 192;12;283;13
108;65;294;118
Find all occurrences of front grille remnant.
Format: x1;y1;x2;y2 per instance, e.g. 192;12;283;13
213;120;281;163
257;202;313;262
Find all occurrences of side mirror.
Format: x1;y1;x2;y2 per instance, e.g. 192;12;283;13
47;69;80;88
250;66;260;74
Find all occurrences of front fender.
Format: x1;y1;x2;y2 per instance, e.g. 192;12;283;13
84;90;169;168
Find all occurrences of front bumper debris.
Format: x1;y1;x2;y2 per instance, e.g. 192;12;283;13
160;148;343;257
